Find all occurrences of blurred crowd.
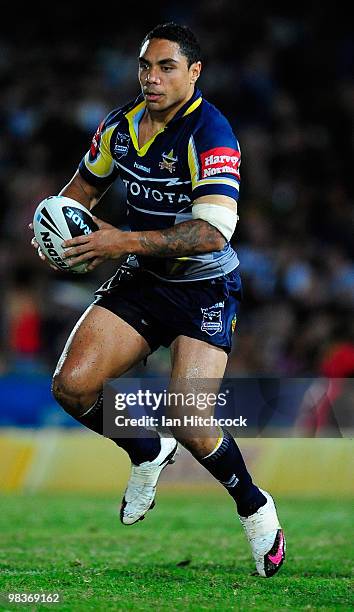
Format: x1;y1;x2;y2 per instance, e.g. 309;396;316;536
0;2;353;377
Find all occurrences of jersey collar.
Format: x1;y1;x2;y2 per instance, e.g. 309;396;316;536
169;88;203;123
124;88;202;157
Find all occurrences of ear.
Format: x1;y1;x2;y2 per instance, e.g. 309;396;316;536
190;61;202;84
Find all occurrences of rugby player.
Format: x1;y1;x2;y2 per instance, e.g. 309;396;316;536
31;23;285;577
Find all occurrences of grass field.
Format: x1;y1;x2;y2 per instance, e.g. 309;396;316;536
0;489;353;611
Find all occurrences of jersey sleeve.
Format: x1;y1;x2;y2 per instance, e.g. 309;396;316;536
78;113;120;187
187;112;241;201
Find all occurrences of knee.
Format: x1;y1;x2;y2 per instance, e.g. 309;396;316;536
169;429;205;456
52;371;98;417
170;426;220;459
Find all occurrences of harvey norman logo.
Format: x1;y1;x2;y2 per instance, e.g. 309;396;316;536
200;147;240;178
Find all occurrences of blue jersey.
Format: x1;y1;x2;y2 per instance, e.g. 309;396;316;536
79;88;241;282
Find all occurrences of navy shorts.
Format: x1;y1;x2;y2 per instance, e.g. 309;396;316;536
93;265;242;354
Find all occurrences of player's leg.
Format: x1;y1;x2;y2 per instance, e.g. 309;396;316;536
168;335;285;578
52;303;149;413
169;335;266;513
52;303;176;466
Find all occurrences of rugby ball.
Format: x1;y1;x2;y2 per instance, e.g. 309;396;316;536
33;196;98;273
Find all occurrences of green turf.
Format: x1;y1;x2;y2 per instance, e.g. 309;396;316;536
0;490;353;611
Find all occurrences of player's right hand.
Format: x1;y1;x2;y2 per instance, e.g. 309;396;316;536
28;222;59;270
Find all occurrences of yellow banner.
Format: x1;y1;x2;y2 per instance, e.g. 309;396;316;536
0;429;353;495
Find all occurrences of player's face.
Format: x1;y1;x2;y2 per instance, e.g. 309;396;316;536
138;38;201;115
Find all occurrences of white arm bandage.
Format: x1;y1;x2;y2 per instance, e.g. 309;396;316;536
192;203;238;242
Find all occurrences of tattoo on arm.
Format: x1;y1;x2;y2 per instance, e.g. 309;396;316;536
137;220;225;257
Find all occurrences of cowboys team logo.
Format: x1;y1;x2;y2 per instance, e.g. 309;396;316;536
201;302;224;336
114;132;130;159
159;149;178;173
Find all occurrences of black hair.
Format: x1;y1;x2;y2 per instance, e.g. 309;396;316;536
140;22;202;67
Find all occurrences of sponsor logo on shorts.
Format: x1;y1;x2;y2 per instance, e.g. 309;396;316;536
201;302;224;336
200;147;240;179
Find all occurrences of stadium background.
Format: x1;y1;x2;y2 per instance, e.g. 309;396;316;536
0;2;353;496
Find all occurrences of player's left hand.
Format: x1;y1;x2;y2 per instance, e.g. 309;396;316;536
62;216;128;271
